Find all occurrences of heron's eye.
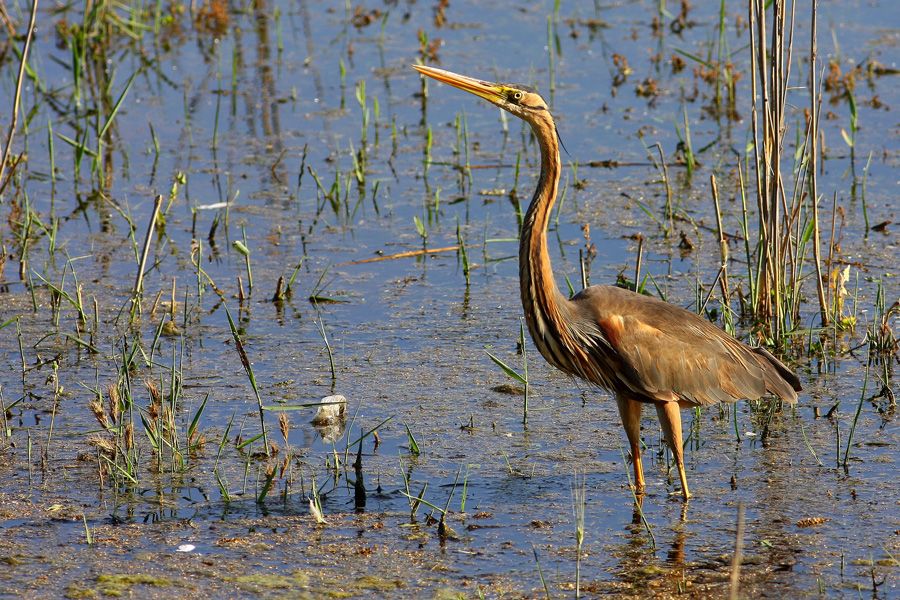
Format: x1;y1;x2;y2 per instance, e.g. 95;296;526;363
512;91;523;102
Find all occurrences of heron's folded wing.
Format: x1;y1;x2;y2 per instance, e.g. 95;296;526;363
595;313;772;406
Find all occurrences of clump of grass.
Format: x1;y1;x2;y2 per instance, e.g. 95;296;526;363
88;359;140;488
864;284;897;411
400;467;463;540
867;287;899;358
400;455;428;520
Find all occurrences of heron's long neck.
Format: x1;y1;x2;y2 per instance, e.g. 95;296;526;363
519;120;571;369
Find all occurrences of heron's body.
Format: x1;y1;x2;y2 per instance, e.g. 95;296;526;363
414;64;801;499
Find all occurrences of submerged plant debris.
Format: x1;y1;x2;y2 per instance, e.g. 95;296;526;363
0;0;897;597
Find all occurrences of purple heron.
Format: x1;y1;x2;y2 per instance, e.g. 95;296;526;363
413;64;802;499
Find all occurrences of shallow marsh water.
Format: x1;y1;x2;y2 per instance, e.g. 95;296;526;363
0;0;897;597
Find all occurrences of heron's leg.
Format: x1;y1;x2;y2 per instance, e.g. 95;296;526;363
655;401;691;500
616;394;645;493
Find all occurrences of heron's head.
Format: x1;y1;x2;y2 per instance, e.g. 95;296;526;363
413;65;551;126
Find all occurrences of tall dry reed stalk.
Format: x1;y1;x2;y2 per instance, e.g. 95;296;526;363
0;0;38;196
747;0;828;343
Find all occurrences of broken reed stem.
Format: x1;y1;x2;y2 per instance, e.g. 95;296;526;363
0;0;38;193
579;248;587;290
170;277;177;320
0;386;9;439
654;142;674;236
132;195;164;307
633;235;643;293
737;163;757;314
826;191;838;317
711;174;730;313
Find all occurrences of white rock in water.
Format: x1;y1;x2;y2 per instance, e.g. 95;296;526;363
311;394;347;426
176;544;196;553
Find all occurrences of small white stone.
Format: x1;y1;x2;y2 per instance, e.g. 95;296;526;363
311;395;347;426
176;544;196;553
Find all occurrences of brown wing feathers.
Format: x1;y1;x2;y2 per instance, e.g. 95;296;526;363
571;286;801;406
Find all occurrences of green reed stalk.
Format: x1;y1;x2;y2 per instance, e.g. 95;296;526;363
842;363;869;467
223;303;269;456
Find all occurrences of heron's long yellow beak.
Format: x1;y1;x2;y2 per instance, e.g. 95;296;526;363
412;65;504;106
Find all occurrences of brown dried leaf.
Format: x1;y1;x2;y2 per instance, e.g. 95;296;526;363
796;517;829;528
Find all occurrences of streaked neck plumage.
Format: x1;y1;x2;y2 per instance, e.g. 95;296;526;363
518;114;574;372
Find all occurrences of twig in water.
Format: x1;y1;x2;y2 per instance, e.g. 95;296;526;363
342;245;463;265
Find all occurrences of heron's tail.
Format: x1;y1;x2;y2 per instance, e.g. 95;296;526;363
752;346;802;404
